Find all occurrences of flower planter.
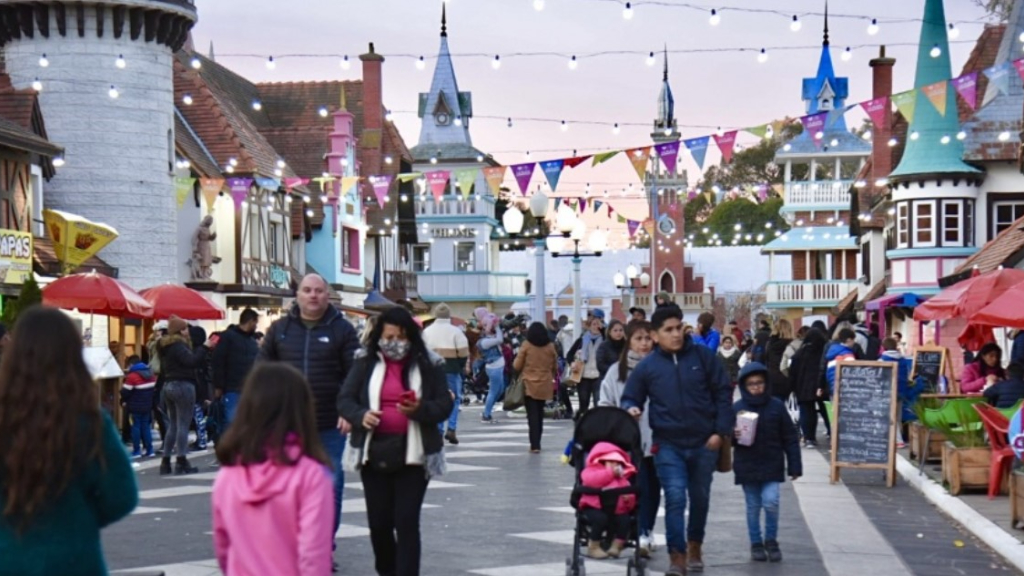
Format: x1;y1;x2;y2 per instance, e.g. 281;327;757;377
908;421;945;463
1010;470;1024;529
941;442;992;496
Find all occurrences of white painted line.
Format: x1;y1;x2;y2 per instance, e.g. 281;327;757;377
509;529;577;544
340;498;440;514
451;441;528;449
335;523;370;539
896;454;1024;573
167;472;218;481
469;561;639;575
345;480;473;490
444;450;524;459
111;558;221;576
139;485;213;500
445;463;500;472
132;506;177;515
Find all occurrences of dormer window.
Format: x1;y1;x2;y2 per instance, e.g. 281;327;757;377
820;99;832;110
433;92;453;127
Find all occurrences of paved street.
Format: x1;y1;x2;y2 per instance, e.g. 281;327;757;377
104;404;1021;576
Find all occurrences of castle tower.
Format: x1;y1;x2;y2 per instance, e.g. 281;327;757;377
0;1;197;287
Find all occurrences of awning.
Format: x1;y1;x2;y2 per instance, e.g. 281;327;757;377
866;292;925;311
760;226;858;253
33;236;117;277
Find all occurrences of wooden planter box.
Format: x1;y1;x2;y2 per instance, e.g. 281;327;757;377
908;422;945;463
941;442;993;496
1011;470;1024;529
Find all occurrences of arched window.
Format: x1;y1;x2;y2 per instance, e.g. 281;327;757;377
659;271;675;293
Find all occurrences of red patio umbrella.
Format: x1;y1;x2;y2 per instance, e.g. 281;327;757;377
139;284;225;320
914;268;1024;321
42;271;153;318
970;282;1024;330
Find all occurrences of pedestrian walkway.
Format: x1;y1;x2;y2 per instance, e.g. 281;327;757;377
104;405;1020;575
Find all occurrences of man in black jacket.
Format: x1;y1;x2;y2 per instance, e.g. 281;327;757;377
259;274;360;561
212;308;259;427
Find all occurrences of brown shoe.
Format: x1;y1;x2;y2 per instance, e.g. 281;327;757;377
586;540;609;559
607;539;626;558
667;549;687;576
687;541;704;572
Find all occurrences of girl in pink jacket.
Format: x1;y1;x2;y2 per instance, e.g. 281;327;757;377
578;441;637;560
212;364;334;576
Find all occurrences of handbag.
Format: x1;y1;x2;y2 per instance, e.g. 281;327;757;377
562;360;584;387
367;433;407;473
717;443;733;473
503;375;526;411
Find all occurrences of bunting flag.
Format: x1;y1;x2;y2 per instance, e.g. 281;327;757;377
627;220;640;237
984;62;1012;98
861;96;891;128
175;177;195;209
684;136;710;169
511;163;536;196
627;147;651;182
228;177;253;211
594;200;603;214
579;198;588;213
922;80;948;116
654;141;681;175
745;124;769;139
283;177;309;191
482;166;506;196
712;131;739;163
255;177;280;190
369;175;393;207
425;171;450;201
953;72;979;110
199;178;224;212
454;167;478;199
564;155;593;169
799;112;828;141
616;214;626;224
688;190;698;200
397;172;422;183
891;89;918;123
608;205;615;218
540;159;565;192
592;151;620;166
339;176;360;198
554;197;563;210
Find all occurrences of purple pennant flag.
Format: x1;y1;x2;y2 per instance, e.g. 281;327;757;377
370;175;393;208
627;220;640;238
800;112;828;141
683;136;710;170
540;160;565;192
953;72;979;110
655;141;681;175
511;163;536;196
687;190;698;200
228;177;253;210
579;198;587;213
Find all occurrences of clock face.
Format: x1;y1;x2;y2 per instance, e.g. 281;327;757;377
657;215;676;236
436;113;450;126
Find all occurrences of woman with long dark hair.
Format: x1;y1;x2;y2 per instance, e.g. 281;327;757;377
513;322;559;452
0;306;137;576
596;319;626;383
962;342;1006;393
766;319;794;402
338;306;453;576
788;326;830;447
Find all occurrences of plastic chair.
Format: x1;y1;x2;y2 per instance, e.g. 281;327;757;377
973;403;1015;499
998;398;1024;422
918;397;987;475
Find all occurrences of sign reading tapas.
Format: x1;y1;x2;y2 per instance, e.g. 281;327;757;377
43;209;118;273
0;229;32;284
431;228;478;239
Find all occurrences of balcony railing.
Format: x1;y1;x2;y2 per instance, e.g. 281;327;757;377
765;280;859;306
416;272;528;300
384;271;420;302
784;180;853;207
635;292;712;311
415;197;493;217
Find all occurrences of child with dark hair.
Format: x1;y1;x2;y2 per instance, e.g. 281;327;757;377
880;338;917;446
121;354;157;458
824;329;858;396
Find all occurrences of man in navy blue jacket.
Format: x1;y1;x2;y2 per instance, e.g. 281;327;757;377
622;304;734;575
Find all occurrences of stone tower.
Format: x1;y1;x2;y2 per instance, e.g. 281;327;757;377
0;1;197;287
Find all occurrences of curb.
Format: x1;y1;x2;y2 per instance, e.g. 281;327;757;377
895;454;1024;572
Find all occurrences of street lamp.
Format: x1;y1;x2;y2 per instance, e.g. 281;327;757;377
614;265;651;310
529;190;550;324
549;209;606;340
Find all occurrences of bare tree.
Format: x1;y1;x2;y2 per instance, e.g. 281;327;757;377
975;0;1014;21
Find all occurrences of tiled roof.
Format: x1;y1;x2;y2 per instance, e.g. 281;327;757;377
961;24;1021;162
952;214;1024;275
0;72;60;161
957;24;1003;123
0;116;60;157
174;111;221;178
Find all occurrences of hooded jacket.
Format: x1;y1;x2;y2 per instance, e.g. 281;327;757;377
961;359;1007;394
881;349;919;422
212;324;259;394
765;335;793;398
259;304;360;431
716;346;742;384
788;329;829;402
212;442;334;576
578;441;637;515
121;363;156;413
692;328;721;354
158;334;208;383
732;363;802;485
824;342;858;396
621;336;734;449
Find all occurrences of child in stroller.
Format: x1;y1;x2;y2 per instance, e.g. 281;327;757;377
567;406;648;576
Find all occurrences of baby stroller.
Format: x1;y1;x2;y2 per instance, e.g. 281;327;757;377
566;406;648;576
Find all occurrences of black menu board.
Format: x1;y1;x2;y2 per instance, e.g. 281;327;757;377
912;347;947;393
830;361;898;487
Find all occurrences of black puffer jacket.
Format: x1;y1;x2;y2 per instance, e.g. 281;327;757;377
258;304;360;430
158;334;208;384
788;328;829;402
765;335;793;399
212;324;259;394
732;363;802;485
337;349;453;459
596;338;625;382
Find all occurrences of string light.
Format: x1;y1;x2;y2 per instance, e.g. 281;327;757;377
622;2;634;20
454;116;463;126
31;78;42;91
646;51;656;66
790;15;801;32
910;131;920;141
38;54;48;68
115;54;126;69
385;110;394;122
266;56;276;70
948;23;960;40
560;120;569;132
887;137;898;147
999;131;1012;142
612;123;620;135
757;48;768;63
940;135;951;144
507;117;513;128
52;155;65;167
416;56;426;70
568;55;578;70
533;0;545;11
709;8;720;26
867;18;879;35
340;55;351;69
492;55;501;69
252;100;262;111
182;94;193;105
318;106;329;117
842;47;852;61
190;56;202;69
957;130;967;140
930;44;942;58
108;85;119;99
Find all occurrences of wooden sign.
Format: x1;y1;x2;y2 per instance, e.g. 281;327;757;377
911;345;953;393
830;360;899;487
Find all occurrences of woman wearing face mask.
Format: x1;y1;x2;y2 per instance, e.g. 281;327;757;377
338;307;453;576
598;321;660;558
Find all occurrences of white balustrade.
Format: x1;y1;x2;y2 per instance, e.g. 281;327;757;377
784;180;853;207
765;280;859;304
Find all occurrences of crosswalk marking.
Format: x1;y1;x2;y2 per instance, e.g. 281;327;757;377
139;485;213;500
132;506;178;515
445;450;525;459
445;462;500;472
468;561;657;576
340;498;440;514
345;480;473;490
167;471;219;481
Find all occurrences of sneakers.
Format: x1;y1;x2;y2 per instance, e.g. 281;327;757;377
765;540;782;562
803;440;818;449
444;430;459;445
481;415;494;423
751;542;768;562
130;450;142;458
144;450;155;458
638;535;652;558
586;540;608;559
607;539;626;559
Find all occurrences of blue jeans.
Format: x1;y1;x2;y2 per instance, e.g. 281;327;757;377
653;443;718;552
483;365;506;419
318;429;347;547
440;372;462;432
222;392;241;428
193;403;208;448
130;411;153;454
742;482;781;544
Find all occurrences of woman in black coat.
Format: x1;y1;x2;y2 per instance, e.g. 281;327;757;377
337;306;453;576
765;319;794;402
787;327;829;447
595;320;626;383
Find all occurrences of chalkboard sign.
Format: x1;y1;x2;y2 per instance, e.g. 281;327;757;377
911;346;948;393
830;360;898;487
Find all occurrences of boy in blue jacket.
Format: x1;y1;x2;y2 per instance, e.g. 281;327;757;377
824;328;858;396
121;355;156;457
732;362;802;563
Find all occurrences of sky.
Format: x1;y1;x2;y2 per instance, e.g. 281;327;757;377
191;0;999;229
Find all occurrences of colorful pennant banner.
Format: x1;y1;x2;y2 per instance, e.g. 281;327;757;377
953;72;978;110
713;131;739;163
454;167;478;199
425;171;450;202
199;178;224;213
369;175;393;207
592;151;620;166
985;62;1012;99
483;166;507;196
511;163;536;196
540;159;565;192
564;155;592;169
627;220;640;237
627;147;651;182
654;141;681;175
175;177;195;209
922;80;948;117
800;113;828;141
228;177;253;211
861;96;890;129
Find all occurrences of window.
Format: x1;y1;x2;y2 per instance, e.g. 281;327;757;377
269;220;284;264
914;201;936;247
942;201;963;246
966;200;975;247
411;244;430;272
992;200;1024;239
455;242;475;272
896;202;909;248
342;227;361;272
814;252;835;281
167;128;174;174
248;206;261;259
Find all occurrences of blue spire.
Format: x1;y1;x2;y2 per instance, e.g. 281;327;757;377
800;4;847;127
890;0;980;177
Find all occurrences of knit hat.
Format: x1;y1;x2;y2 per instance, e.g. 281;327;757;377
433;303;451;319
167;315;188;335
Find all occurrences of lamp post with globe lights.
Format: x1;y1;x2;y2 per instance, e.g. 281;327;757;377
499;189;551;323
614;264;651;310
548;205;607;341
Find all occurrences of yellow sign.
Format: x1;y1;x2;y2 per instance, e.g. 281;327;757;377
43;209;118;273
0;229;32;284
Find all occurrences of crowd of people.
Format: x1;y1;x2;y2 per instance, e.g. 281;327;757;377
5;279;1024;576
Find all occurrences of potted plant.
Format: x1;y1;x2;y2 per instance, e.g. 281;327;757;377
910;398;945;463
937;402;991;496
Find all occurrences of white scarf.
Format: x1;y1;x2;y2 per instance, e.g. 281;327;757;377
362;354;425;466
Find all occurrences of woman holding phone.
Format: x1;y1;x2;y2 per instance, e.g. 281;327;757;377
338;306;453;576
